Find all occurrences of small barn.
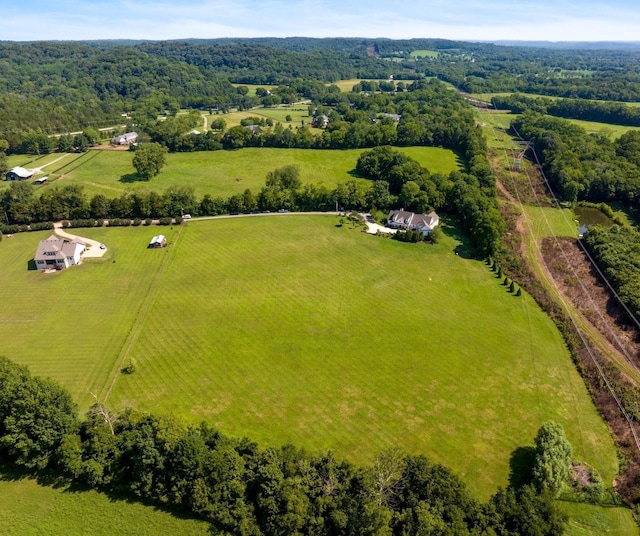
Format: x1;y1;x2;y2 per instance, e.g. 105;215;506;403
6;166;34;181
33;176;48;185
110;132;138;145
148;235;167;248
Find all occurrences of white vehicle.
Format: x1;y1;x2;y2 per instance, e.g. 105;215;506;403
183;214;191;219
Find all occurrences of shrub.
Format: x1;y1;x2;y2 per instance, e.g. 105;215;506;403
121;359;136;375
393;229;423;243
69;219;96;228
132;218;142;226
157;217;173;226
28;221;55;231
108;218;132;227
145;218;153;226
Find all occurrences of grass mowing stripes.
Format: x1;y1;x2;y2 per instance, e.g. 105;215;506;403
0;216;620;500
97;215;618;499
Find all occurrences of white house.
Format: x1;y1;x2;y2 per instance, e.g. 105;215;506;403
6;166;34;181
34;235;86;270
110;132;138;145
387;210;439;236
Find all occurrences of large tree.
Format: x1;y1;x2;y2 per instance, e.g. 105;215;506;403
531;421;573;496
132;142;168;180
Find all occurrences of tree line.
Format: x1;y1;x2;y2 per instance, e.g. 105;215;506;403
492;94;640;127
582;225;640;324
0;355;569;535
1;148;504;258
511;112;640;207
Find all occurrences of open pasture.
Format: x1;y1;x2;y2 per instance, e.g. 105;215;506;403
231;83;277;97
0;216;618;499
1;215;616;500
210;106;316;131
410;50;439;58
43;146;460;199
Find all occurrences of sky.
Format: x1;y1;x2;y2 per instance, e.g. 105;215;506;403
3;0;640;43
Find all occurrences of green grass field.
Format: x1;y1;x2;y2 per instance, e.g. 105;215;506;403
475;106;640;141
6;146;459;200
560;502;637;536
0;216;618;502
410;50;439;58
0;466;209;535
523;205;578;239
206;106;315;130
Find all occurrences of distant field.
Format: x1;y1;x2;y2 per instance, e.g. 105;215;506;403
230;83;277;97
0;216;617;500
330;79;383;92
476;109;640;141
410;50;439;58
0;466;209;535
207;106;314;130
4;146;459;200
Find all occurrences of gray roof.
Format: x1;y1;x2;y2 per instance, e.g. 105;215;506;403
34;235;85;262
388;210;439;230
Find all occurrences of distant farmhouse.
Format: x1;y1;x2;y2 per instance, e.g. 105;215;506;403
387;210;439;236
148;235;167;248
34;235;85;270
312;114;329;128
6;166;34;181
110;132;138;145
381;113;402;122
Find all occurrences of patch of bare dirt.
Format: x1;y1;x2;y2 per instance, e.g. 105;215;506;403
540;237;640;371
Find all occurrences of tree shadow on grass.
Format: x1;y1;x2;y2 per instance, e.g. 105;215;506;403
119;172;148;183
508;446;536;489
0;460;204;525
439;219;477;259
347;167;367;179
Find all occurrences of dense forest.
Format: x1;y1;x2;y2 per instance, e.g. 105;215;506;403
1;73;505;257
3;38;640;141
0;356;568;535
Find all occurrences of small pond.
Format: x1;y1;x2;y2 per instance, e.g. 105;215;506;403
575;206;614;237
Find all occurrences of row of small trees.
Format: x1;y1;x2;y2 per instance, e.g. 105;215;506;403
0;356;570;534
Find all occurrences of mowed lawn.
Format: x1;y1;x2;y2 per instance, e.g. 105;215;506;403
81;215;616;499
0;216;618;500
45;146;460;199
0;225;182;409
0;468;209;536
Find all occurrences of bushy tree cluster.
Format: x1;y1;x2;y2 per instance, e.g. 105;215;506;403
512;112;640;205
0;356;566;535
493;94;640;127
583;225;640;322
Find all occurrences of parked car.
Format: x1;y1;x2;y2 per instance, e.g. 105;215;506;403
277;209;288;213
183;214;191;219
99;244;106;250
